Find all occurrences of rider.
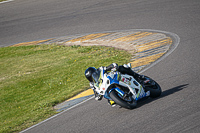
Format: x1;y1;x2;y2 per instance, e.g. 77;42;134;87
84;63;146;107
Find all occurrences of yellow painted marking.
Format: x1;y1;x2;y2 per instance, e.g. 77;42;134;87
131;52;165;68
136;37;172;52
67;33;111;42
11;39;52;47
113;32;154;42
66;89;94;101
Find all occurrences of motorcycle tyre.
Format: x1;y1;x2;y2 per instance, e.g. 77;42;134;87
144;77;162;98
110;90;137;109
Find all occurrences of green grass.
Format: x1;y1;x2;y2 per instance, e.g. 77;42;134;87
0;44;132;133
0;0;7;2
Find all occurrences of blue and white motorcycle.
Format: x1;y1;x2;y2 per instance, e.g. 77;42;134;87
92;66;162;109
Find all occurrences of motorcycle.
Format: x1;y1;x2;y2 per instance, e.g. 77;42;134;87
92;66;162;109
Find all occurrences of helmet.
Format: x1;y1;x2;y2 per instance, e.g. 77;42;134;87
85;67;97;82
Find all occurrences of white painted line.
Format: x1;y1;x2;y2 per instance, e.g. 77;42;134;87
0;0;14;4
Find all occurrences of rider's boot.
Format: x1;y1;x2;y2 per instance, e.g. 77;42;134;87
138;75;147;80
138;75;156;88
138;75;150;83
108;100;116;107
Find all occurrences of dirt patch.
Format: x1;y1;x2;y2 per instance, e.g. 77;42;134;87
63;39;137;55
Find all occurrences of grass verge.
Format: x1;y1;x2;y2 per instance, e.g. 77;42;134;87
0;44;132;132
0;0;7;2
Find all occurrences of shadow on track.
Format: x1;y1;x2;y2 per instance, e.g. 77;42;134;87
136;84;189;108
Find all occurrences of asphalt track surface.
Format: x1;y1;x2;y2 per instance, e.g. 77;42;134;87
1;0;200;133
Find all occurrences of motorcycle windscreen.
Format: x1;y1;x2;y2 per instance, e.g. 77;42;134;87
92;70;101;83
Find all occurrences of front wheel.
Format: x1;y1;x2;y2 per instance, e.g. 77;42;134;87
109;90;137;109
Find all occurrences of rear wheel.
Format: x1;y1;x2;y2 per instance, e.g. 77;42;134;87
143;76;162;98
109;90;137;109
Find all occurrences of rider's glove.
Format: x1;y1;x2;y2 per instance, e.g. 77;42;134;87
105;63;118;72
111;67;117;72
94;92;103;101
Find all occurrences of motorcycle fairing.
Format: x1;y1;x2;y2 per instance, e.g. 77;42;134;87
93;68;150;101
